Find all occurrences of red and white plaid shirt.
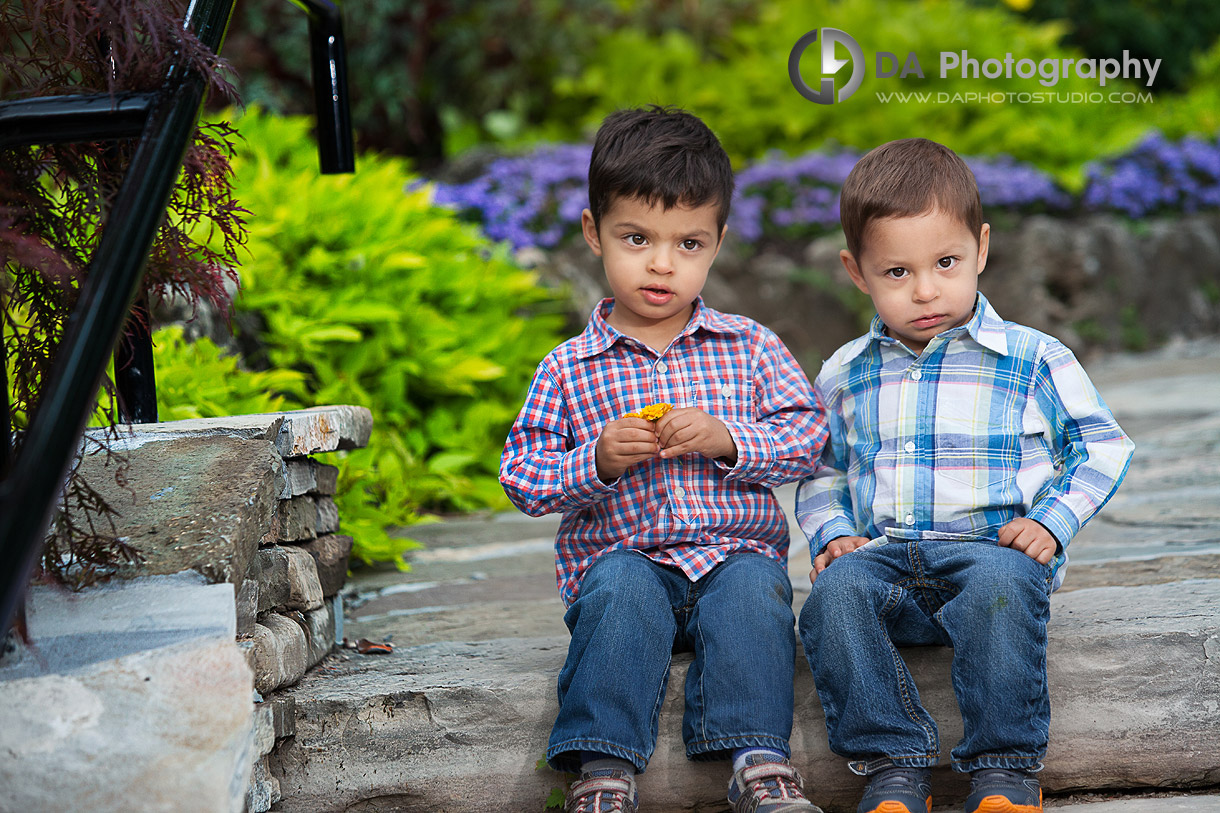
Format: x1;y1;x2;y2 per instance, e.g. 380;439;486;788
501;298;828;607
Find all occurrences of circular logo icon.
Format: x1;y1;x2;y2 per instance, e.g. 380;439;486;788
789;28;865;104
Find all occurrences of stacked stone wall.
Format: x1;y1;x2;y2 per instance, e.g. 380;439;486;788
71;406;371;812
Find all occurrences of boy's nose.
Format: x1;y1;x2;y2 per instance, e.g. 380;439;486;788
913;274;938;301
649;248;675;274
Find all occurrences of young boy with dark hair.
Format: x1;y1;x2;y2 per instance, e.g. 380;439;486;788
501;106;829;813
797;137;1134;813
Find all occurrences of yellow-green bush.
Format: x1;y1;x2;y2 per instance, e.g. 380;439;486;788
166;108;566;565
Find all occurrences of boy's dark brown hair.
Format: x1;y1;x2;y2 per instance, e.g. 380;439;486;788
839;138;983;259
587;105;734;237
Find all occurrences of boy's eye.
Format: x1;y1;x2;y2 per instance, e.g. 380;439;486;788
937;256;959;269
626;234;647;246
680;239;702;251
885;267;909;279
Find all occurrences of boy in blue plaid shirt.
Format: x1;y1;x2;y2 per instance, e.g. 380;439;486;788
796;138;1134;813
501;106;828;813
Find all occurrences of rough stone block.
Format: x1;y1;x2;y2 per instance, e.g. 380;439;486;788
315;496;340;535
269;580;1220;812
246;756;281;813
279;496;318;542
283;458;340;498
295;535;353;598
266;695;297;741
256;546;324;613
73;434;283;586
252;701;277;757
110;406;372;457
304;601;337;669
0;636;253;813
236;574;259;637
250;614;308;694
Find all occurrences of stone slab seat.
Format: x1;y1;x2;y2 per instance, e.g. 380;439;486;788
268;579;1220;813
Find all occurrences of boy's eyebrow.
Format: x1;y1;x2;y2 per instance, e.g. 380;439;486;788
868;241;975;267
610;220;718;240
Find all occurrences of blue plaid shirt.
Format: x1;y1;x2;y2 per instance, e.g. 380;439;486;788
796;293;1134;590
502;297;828;607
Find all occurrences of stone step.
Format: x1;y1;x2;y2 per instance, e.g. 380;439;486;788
0;574;253;813
107;404;373;459
269;579;1220;813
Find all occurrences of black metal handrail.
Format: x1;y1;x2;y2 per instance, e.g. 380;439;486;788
0;0;354;640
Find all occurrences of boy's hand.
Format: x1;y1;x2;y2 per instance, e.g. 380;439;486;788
997;518;1058;565
655;407;737;464
595;417;660;482
809;535;869;584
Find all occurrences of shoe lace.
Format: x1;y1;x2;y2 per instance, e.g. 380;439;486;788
567;772;634;813
569;792;626;813
740;762;805;801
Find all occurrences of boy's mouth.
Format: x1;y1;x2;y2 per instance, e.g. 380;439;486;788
912;313;946;329
641;285;675;305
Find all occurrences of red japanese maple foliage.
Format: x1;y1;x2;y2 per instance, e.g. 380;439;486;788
0;0;247;586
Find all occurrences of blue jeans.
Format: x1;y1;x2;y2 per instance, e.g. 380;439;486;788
798;537;1052;775
548;550;797;773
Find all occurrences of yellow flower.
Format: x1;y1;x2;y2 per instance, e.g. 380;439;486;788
625;402;674;422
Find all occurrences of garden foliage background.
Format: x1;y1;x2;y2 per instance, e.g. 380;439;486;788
9;0;1218;566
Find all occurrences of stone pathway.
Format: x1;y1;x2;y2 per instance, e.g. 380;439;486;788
311;338;1220;813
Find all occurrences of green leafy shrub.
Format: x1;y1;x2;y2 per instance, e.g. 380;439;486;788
182;108;566;565
518;0;1218;189
151;326;306;421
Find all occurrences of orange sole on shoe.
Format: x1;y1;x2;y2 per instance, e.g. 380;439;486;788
860;800;932;813
969;794;1042;813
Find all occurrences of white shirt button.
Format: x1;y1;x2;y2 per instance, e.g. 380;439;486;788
905;513;915;526
721;384;732;397
910;369;923;381
904;441;916;454
656;361;668;373
674;486;687;498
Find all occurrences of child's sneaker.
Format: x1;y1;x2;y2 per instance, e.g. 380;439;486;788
727;754;824;812
565;768;638;813
856;766;931;813
965;768;1042;813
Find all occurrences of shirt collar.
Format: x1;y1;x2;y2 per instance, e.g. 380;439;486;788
572;296;741;359
844;291;1009;363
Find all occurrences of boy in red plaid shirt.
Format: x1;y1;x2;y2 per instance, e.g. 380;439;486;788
501;106;829;813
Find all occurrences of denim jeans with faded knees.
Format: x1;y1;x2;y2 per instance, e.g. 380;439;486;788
547;550;798;773
798;537;1052;775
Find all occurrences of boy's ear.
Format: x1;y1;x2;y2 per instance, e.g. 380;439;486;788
581;209;603;256
840;249;869;294
976;223;991;275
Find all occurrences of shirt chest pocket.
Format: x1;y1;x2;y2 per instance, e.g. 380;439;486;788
933;396;1025;489
689;377;754;423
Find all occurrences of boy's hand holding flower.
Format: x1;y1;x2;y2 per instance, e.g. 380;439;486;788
595;416;660;483
656;407;737;465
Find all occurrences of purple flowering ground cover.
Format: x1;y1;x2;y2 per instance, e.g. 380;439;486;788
424;133;1220;252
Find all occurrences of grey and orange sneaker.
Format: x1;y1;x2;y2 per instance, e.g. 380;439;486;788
965;768;1042;813
565;768;638;813
727;754;824;812
856;766;931;813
